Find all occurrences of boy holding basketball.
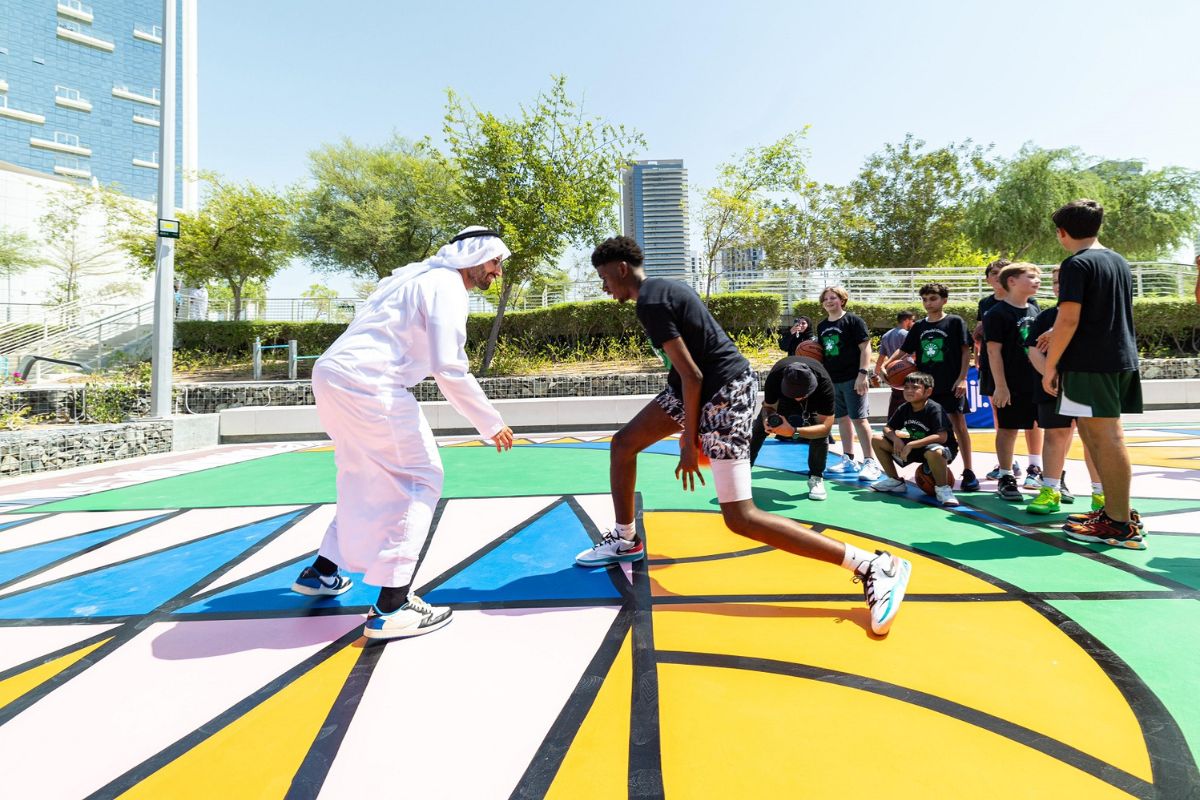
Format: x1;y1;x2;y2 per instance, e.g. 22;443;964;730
880;283;978;492
870;372;960;506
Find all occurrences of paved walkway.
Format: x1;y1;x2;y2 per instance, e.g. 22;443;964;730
0;418;1196;798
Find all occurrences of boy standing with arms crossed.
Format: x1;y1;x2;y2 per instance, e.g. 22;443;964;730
817;287;883;481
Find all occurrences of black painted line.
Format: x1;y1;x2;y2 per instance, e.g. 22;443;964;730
284;636;386;800
562;495;635;603
1029;598;1200;795
86;626;366;800
656;650;1154;798
0;624;123;685
627;493;663;799
408;497;449;593
0;615;134;628
648;544;775;566
414;497;568;595
509;608;634;799
186;549;318;603
163;597;625;623
0;509;186;594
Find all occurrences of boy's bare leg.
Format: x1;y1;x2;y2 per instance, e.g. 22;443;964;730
872;436;899;479
719;500;844;564
948;413;972;471
852;417;874;460
925;449;949;485
837;416;856;459
610;401;683;525
1082;436;1102;485
1075;417;1132;520
1025;425;1044;456
995;428;1019;473
1042;427;1074;481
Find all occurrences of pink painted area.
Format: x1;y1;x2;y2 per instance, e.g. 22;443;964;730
197;504;335;594
0;615;363;798
0;510;163;555
0;623;120;674
319;606;619;799
412;496;559;590
0;506;303;598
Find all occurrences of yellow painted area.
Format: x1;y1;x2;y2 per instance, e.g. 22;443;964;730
299;445;334;452
446;440;485;447
658;663;1136;799
654;602;1150;781
545;632;632;799
117;639;365;800
645;513;1002;597
0;637;111;709
963;430;1199;470
543;437;586;444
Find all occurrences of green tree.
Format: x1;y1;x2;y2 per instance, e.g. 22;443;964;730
300;282;349;321
1087;160;1200;260
37;184;148;304
841;134;994;268
696;131;810;296
0;227;41;295
444;75;644;374
296;136;465;281
758;182;848;272
121;174;297;321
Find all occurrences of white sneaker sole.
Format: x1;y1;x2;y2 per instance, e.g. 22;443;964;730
291;580;352;597
363;611;453;640
870;483;907;494
872;558;911;636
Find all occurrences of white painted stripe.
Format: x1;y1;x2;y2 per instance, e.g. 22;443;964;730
0;623;120;675
197;504;335;594
0;510;164;555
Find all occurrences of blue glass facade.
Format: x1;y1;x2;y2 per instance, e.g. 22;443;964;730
0;0;184;204
621;160;690;277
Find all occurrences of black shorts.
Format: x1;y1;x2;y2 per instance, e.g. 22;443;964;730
931;391;967;415
1037;400;1074;429
995;394;1037;430
893;443;958;467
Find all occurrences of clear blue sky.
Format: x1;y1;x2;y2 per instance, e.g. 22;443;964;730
196;0;1200;294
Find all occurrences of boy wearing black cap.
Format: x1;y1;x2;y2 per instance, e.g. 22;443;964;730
750;355;836;500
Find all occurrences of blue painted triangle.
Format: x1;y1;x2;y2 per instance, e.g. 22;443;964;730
176;556;376;615
752;439;844;474
425;501;621;604
0;510;304;620
0;516;42;534
0;513;171;586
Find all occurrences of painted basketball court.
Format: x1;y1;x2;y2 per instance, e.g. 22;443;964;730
0;418;1197;798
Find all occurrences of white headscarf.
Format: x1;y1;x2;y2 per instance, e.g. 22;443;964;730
377;226;511;293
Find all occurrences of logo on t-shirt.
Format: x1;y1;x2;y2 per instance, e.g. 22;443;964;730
1018;316;1035;353
821;332;841;357
919;332;946;364
904;420;931;439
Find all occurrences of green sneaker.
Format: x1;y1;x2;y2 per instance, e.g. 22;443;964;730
1027;486;1061;515
1091;493;1105;511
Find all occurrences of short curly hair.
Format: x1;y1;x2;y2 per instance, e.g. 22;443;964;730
591;236;644;268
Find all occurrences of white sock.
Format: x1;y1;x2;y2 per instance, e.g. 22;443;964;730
1043;476;1061;489
841;544;876;575
999;469;1014;477
614;521;636;541
1092;482;1104;494
1028;454;1043;468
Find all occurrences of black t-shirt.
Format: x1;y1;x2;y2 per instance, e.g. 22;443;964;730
1057;248;1139;373
976;294;1039;395
636;278;750;403
816;313;869;383
763;356;835;418
983;301;1039;395
900;315;969;395
1028;306;1057;404
886;399;957;454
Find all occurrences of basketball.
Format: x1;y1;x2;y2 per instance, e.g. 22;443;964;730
794;339;823;361
914;464;954;497
884;356;918;389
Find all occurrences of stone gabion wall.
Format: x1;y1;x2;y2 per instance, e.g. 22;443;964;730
0;421;173;478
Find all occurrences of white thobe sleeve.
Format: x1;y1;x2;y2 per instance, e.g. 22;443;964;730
425;279;506;439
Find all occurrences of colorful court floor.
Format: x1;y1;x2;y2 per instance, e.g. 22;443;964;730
0;423;1197;799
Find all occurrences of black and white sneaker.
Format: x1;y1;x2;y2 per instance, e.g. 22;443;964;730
854;550;912;636
363;594;452;640
996;474;1023;501
291;567;353;596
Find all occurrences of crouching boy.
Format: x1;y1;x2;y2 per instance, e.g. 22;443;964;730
870;372;960;507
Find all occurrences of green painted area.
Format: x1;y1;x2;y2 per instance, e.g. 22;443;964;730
1051;599;1200;764
1094;535;1200;591
961;492;1200;527
23;444;1175;597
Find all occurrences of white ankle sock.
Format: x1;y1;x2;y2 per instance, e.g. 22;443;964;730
841;544;875;575
1092;482;1104;494
999;469;1014;477
1043;476;1061;489
614;521;636;541
1028;455;1043;468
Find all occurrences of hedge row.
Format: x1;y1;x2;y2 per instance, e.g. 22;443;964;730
175;293;783;356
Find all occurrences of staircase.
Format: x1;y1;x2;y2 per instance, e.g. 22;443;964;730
0;299;155;382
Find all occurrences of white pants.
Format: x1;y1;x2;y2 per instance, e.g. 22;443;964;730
312;366;444;587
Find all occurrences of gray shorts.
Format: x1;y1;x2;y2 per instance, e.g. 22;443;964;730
832;378;869;420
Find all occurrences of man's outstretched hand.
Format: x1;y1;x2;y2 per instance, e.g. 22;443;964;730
493;426;514;452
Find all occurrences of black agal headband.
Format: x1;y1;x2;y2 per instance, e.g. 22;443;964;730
449;228;500;244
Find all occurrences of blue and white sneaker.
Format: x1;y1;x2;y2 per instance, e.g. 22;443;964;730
363;594;452;640
857;458;883;481
854;550;912;636
575;532;645;567
291;567;353;596
826;454;860;474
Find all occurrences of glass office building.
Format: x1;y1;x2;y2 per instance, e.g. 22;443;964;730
621;159;690;278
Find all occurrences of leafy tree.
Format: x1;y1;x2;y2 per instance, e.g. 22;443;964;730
120;174;297;321
758;182;848;272
696;131;810;296
37;184;147;304
841;134;994;268
0;226;41;291
296;136;465;280
300;282;349;321
1087;160;1200;260
444;75;644;374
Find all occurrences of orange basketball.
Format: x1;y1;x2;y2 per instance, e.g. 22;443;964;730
914;464;954;497
884;356;918;389
794;339;823;362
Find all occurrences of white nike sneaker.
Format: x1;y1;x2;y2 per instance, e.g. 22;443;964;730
935;485;960;507
870;477;906;493
807;476;827;501
363;594;452;640
854;550;912;635
826;454;860;474
857;458;883;481
575;531;645;567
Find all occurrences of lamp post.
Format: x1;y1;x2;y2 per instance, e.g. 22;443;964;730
149;0;177;418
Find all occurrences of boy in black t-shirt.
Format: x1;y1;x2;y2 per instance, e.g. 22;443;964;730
816;286;882;482
750;356;836;500
880;283;977;492
1043;200;1144;549
984;263;1042;502
577;236;912;636
869;372;960;507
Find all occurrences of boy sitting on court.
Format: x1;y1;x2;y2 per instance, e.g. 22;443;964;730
880;283;978;492
870;372;960;507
